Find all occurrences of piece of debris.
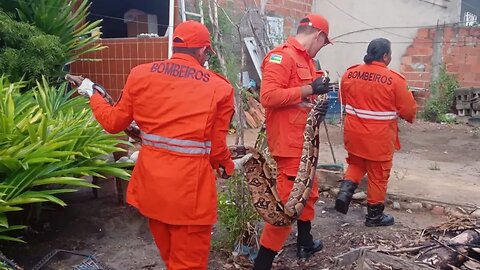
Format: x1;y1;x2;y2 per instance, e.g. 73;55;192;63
406;202;424;211
470;209;480;218
375;217;480;270
392;201;401;210
432;205;445;215
352;191;367;200
330;188;340;196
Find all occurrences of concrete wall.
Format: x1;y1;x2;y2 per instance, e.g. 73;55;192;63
311;0;462;82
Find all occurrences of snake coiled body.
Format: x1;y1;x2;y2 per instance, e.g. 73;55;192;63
231;94;328;226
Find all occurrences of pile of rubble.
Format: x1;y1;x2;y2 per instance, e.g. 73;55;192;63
329;217;480;270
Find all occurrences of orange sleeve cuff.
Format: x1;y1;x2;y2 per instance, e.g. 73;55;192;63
223;159;235;176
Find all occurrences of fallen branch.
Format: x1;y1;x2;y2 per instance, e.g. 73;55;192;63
377;244;436;255
432;238;480;265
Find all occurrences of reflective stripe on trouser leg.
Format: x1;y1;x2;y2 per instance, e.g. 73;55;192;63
149;219;212;270
365;159;392;204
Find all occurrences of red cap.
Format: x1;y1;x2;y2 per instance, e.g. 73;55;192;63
172;20;215;53
299;14;332;44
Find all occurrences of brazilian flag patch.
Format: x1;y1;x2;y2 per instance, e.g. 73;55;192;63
269;54;283;64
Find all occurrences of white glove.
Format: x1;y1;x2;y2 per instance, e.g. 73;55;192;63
233;153;253;171
77;78;95;98
129;151;139;163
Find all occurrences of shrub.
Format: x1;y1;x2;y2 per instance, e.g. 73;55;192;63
422;65;459;122
0;76;131;242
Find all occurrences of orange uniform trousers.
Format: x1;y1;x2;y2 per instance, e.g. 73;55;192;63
149;219;212;270
259;157;319;251
344;153;393;204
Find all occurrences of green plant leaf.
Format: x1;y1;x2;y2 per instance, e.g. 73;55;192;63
0;206;23;213
0;235;26;243
0;213;8;228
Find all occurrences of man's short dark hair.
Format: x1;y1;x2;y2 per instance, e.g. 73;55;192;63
296;18;320;35
172;37;201;55
172;47;201;55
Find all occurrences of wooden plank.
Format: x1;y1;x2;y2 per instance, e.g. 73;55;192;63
366;251;434;269
247;98;265;126
252;108;265;122
248;108;264;125
247;97;260;110
244;110;257;128
248;97;266;115
248;108;260;124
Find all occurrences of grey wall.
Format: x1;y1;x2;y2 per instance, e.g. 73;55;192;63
312;0;462;82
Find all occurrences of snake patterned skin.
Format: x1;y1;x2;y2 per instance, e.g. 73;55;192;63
230;94;328;226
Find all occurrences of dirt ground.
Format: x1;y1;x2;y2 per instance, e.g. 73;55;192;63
0;192;447;270
2;121;479;269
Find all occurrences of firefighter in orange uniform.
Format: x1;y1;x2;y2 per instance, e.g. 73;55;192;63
253;14;332;270
335;38;417;227
76;20;250;270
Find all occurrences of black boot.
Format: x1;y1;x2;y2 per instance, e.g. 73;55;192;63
296;220;323;259
253;245;277;270
364;203;395;227
335;180;358;214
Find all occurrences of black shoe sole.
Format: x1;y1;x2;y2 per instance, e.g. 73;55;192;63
364;221;395;227
297;248;322;259
335;198;349;214
297;242;323;259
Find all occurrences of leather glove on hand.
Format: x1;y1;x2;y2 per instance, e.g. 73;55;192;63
233;153;253;171
77;78;95;98
310;76;331;95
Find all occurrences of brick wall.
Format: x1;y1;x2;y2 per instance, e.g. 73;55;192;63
218;0;313;38
265;0;313;36
71;0;314;100
71;38;169;100
400;26;480;89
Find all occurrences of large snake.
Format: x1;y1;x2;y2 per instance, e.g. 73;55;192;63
67;74;327;226
230;94;328;226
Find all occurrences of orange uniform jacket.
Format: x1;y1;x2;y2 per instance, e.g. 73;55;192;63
340;61;417;161
260;37;318;158
90;53;235;225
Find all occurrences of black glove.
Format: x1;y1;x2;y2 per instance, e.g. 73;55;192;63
310;76;331;95
318;99;330;117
